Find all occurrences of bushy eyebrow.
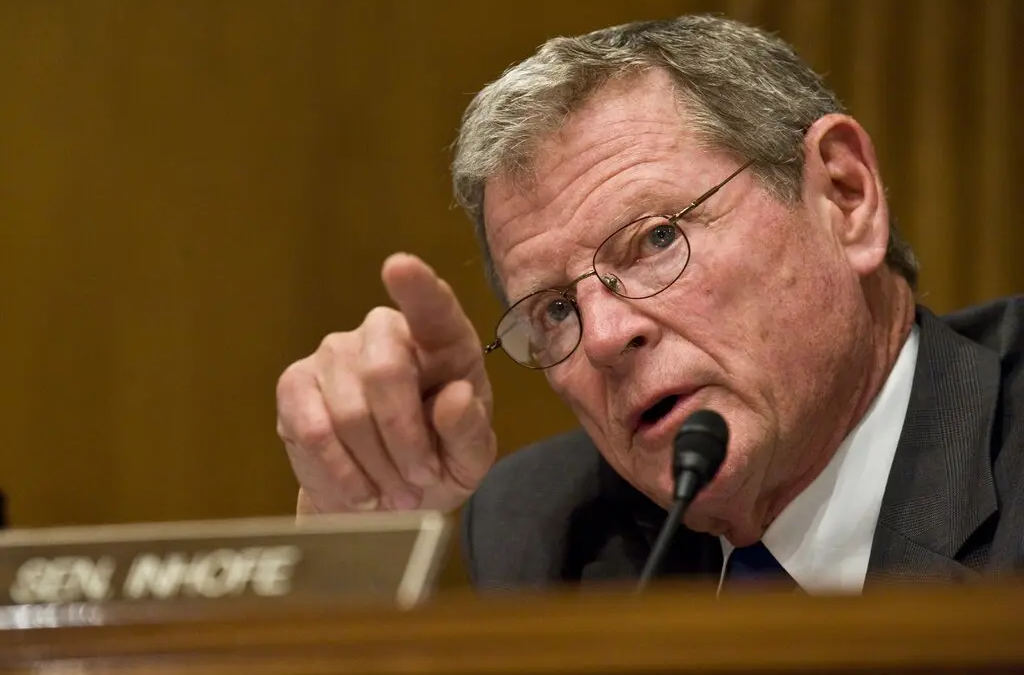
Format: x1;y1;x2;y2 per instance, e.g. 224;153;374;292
611;189;687;224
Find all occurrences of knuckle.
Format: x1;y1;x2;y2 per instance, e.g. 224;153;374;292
275;361;323;447
333;458;365;487
362;306;411;340
317;330;354;357
333;464;375;503
327;396;370;436
291;413;337;454
275;417;290;442
375;405;425;440
362;356;416;388
363;305;401;324
357;308;416;386
275;359;308;406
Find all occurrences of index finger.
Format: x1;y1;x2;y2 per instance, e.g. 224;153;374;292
381;253;483;385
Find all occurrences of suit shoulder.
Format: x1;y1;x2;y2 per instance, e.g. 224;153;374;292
460;428;609;589
471;427;604;516
941;295;1024;366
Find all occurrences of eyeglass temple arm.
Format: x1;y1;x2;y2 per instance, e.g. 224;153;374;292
676;158;756;216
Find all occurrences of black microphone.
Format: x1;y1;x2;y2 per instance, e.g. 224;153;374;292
636;409;728;591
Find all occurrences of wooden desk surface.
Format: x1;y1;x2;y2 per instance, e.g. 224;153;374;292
1;580;1022;674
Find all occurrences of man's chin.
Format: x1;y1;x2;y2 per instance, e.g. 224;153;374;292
681;508;729;537
679;484;741;534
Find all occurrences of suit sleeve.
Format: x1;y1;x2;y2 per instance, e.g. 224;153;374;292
459;492;481;588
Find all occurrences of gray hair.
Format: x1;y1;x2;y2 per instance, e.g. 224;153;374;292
451;14;918;304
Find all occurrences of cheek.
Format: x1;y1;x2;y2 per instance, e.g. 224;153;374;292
545;359;606;422
694;216;855;428
690;209;838;337
546;360;642;473
667;212;847;415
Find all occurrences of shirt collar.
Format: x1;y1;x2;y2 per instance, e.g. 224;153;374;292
719;325;920;593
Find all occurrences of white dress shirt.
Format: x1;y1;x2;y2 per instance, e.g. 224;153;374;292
719;326;920;593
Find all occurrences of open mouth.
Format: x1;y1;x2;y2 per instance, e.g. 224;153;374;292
638;394;681;429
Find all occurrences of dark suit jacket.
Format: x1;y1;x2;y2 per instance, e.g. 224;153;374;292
462;296;1024;591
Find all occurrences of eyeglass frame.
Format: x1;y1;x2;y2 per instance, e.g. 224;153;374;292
483;158;756;369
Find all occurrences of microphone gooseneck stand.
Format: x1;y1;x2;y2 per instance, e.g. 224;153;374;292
636;409;729;592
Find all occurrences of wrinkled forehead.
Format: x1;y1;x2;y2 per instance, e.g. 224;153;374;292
491;71;689;184
481;73;714;297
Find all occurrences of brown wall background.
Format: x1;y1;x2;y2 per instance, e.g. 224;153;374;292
1;0;1021;586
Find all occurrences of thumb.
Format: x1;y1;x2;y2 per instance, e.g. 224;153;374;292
429;379;496;491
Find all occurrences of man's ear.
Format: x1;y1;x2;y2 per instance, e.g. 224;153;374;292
803;114;889;278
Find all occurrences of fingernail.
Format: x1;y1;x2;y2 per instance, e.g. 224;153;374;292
408;460;440;487
389;489;421;511
353;496;380;512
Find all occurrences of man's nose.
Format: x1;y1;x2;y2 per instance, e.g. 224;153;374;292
574;277;661;370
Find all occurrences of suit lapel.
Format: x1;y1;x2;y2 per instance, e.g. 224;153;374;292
866;307;1001;584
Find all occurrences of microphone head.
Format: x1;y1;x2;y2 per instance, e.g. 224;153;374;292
672;410;729;497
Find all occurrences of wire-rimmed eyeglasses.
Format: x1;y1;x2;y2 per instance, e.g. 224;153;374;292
483;159;754;369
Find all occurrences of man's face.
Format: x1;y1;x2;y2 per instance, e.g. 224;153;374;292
483;70;871;542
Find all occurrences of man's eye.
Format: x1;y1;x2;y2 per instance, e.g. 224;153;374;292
644;224;678;250
544;298;573;323
635;222;680;258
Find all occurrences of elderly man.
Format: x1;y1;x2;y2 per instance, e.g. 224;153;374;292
275;15;1024;592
